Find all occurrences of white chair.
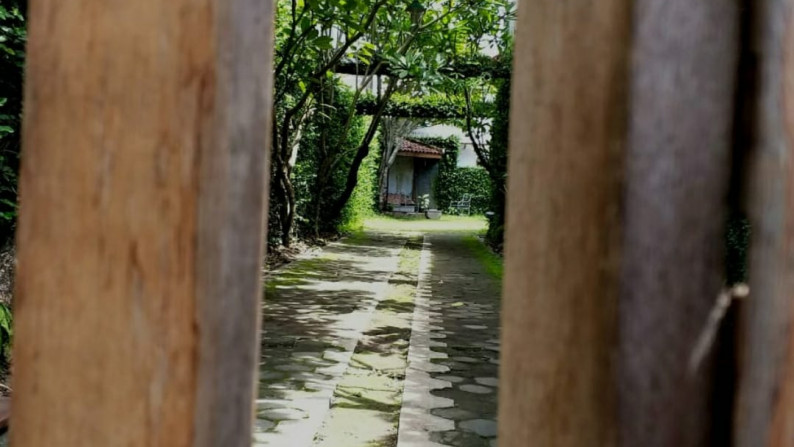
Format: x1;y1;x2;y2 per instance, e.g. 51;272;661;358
452;194;472;215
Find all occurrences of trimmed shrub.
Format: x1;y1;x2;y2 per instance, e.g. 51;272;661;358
339;144;378;233
436;167;491;215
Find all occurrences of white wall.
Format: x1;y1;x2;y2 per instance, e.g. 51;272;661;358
457;143;479;168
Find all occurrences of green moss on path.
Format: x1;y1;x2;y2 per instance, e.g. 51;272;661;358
462;235;503;280
312;237;423;447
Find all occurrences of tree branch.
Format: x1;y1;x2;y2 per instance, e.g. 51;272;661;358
463;86;493;173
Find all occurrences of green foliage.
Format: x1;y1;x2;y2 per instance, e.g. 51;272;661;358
485;71;511;249
436;167;491;215
463;235;503;280
339;146;378;233
0;302;11;367
290;82;370;240
357;93;492;120
726;214;751;285
0;2;25;243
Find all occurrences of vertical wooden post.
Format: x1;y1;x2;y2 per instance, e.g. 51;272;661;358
734;1;794;445
499;2;630;445
618;1;740;446
11;0;274;446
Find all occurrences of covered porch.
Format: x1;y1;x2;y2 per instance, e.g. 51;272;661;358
386;140;442;213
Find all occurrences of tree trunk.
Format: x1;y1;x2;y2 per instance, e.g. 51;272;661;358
377;167;390;210
330;83;397;218
312;158;333;239
278;164;295;247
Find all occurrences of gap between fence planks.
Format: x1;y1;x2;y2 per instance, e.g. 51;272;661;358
734;0;794;445
11;1;274;446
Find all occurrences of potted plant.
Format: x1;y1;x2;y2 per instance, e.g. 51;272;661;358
418;194;430;212
418;194;442;219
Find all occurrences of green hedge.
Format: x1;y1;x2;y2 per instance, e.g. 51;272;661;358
339;141;378;233
436;167;491;215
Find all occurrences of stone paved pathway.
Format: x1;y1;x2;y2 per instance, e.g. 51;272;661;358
254;234;406;446
399;235;501;447
255;231;501;447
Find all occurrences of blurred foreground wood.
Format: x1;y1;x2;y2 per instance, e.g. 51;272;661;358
618;1;738;446
500;0;792;446
11;0;274;446
499;2;629;445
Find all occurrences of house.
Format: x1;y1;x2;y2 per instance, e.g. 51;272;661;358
409;123;484;168
386;139;443;212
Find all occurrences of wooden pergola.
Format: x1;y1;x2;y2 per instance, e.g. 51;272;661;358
9;1;794;446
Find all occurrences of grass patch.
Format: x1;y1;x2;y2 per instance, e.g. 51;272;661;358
364;215;486;234
463;235;503;280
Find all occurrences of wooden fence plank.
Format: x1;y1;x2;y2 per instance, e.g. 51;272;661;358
11;0;274;446
734;1;794;445
618;2;739;446
499;2;631;445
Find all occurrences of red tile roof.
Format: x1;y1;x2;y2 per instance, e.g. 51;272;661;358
399;139;443;157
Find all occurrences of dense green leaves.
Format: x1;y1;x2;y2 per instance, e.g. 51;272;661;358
0;302;11;368
484;71;510;249
357;93;493;120
360;94;465;119
0;1;25;243
287;81;372;240
436;167;491;215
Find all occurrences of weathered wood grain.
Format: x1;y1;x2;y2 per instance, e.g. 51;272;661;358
733;1;794;445
11;0;274;446
499;2;630;445
618;1;739;446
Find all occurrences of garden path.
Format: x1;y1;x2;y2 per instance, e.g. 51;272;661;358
255;221;502;447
